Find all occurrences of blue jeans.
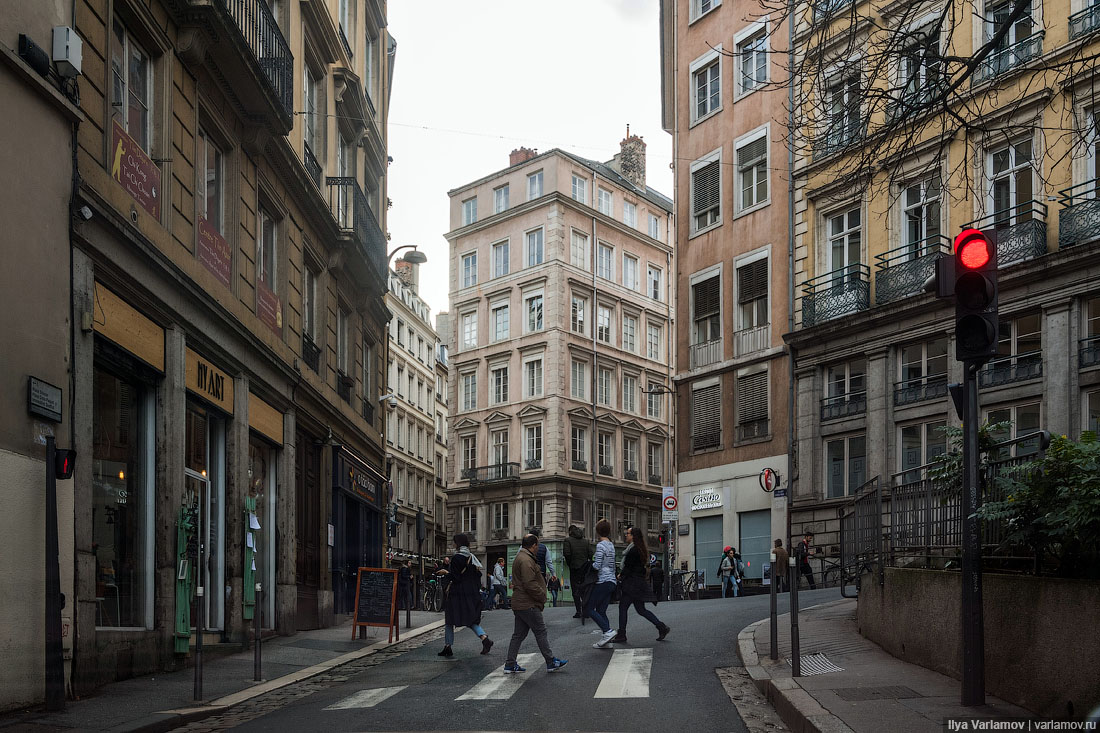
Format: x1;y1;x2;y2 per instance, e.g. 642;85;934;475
585;581;615;633
550;590;558;607
722;576;739;598
444;623;486;646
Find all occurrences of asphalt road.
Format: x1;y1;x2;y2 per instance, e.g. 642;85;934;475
203;587;841;732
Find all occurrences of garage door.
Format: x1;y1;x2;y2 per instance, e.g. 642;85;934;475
694;514;723;588
739;509;771;581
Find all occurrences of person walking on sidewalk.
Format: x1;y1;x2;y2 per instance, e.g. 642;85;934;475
563;525;592;619
612;527;670;644
719;547;741;598
490;557;508;610
772;539;790;592
547;574;561;607
438;533;493;658
588;519;618;649
797;531;817;590
504;534;568;674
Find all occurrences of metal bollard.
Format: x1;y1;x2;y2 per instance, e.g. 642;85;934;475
789;557;800;677
769;552;778;660
254;583;262;682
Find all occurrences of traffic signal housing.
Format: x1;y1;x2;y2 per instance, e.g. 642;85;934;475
953;229;998;365
54;449;76;479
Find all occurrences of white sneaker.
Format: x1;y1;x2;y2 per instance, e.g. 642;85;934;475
593;629;617;648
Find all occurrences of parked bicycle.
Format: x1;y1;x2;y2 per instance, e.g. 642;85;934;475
420;577;443;612
670;569;700;601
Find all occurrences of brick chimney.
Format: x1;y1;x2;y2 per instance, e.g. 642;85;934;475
394;258;419;291
509;147;538;166
618;125;647;189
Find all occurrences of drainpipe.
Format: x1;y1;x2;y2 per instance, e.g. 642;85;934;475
786;0;797;552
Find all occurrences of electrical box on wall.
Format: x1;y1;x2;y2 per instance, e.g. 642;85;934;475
52;26;82;78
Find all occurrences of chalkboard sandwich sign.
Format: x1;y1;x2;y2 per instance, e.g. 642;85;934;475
352;567;399;642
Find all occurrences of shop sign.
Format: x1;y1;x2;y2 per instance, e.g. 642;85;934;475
337;451;380;507
197;216;232;289
690;487;723;512
256;281;282;336
110;121;161;218
185;348;234;414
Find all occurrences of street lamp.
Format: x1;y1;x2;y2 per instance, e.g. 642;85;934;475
389;244;426;265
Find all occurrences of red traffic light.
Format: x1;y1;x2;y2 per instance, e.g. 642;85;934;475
55;449;76;480
954;229;991;270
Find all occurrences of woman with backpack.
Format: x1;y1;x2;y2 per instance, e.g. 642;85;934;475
611;527;670;644
437;533;493;658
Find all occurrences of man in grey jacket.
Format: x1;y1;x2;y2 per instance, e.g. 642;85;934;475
491;557;508;609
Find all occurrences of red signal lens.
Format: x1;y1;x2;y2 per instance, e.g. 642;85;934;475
955;229;991;270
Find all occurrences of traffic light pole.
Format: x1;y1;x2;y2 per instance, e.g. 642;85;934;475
961;362;985;706
45;437;65;711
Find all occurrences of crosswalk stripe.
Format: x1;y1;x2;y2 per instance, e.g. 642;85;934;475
594;648;652;698
455;654;541;700
324;685;407;710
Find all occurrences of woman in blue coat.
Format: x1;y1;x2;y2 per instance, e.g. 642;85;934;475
438;533;493;657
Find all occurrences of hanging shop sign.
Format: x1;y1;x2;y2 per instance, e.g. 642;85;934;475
197;216;232;289
335;448;381;508
110;120;161;218
690;487;723;512
185;348;234;414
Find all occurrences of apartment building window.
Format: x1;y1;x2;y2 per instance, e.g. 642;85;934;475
460;372;477;411
693;56;721;122
461;312;477;348
596;244;613;281
303;66;321;157
396;468;404;501
899;37;942;107
362;341;374;398
737;369;769;440
827;435;867;498
622;375;637;413
572;174;587;203
989;139;1035;232
738;29;767;93
692;381;721;451
691;155;721;233
526;228;544;266
736;133;768;212
598;188;613;216
396;365;404;397
112;19;152;152
983;312;1042;385
987;402;1042;455
986;0;1034;56
461;435;477;473
493;502;509;531
596;501;612;523
491;365;509;405
525;358;543;398
462;197;477;225
598;433;615;474
899;420;948;481
491;428;509;466
571;360;586;399
198;131;223;233
649;214;661;240
623;437;639;478
648;265;664;301
461;252;477;287
526;294;544;332
902;174;942;253
571;295;587;334
492;240;509;278
571;498;587;525
597;305;612;343
598;367;612;406
737;257;769;338
397;415;405;448
364;29;376;101
647;443;663;483
525;499;543;530
623;315;637;352
337;307;350;373
257;206;278;294
527;170;543;199
396;320;405;348
829;208;862;282
624;201;637;227
692;0;720;20
492;303;509;342
461;506;476;533
692;275;721;345
571;426;588;468
623;507;637;530
647;323;662;360
647;382;663;419
571;230;590;270
824;73;862;151
898;337;948;403
1087;390;1100;434
303;266;318;342
824;360;867;419
494;184;509;214
623;255;639;290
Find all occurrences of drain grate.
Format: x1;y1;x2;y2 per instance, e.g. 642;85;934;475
786;653;844;675
833;685;921;701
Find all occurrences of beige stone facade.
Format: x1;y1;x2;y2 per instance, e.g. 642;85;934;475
445;143;674;588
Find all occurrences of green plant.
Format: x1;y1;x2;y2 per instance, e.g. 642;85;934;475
928;421;1010;492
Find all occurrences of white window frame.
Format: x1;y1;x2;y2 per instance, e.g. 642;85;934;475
570;229;590;270
690;148;722;236
525;227;544;267
597;304;613;343
622;374;637;413
462;196;477;226
491;239;510;278
525;292;544;333
690;47;722;124
461;505;476;533
491;302;510;342
571;174;587;204
648;213;661;241
597;243;614;280
461;251;477;288
571;359;587;399
571;295;587;334
734;249;769;333
691;0;722;22
623;201;637;227
598;187;613;216
734;126;770;215
622;314;638;353
494;184;509;214
598;367;613;406
527;170;543;200
735;21;769;98
647;322;662;360
525;424;543;467
112;18;153;153
490;364;509;405
461;311;478;349
524;356;544;398
647;265;664;301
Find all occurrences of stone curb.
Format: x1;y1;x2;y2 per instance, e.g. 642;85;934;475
129;619;446;733
736;600;855;733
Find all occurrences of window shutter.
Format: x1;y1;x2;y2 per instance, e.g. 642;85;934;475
692;276;720;319
737;371;768;422
738;258;768;303
737;137;767;169
692;162;720;217
691;384;721;450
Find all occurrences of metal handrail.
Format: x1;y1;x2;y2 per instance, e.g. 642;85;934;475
962;199;1048;230
1080;335;1100;367
801;262;871;294
326;177;386;279
1070;3;1100;38
874;234;951;270
972;31;1044;85
217;0;293;118
893;373;948;406
1057;177;1100;205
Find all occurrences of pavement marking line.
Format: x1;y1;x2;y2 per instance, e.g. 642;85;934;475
455;654;541;700
594;647;652;698
324;685;408;710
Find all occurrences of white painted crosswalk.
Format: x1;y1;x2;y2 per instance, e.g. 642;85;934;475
594;648;652;698
323;685;407;709
455;654;541;700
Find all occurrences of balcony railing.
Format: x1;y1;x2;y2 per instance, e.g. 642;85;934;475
735;324;769;357
737;418;769;442
801;263;871;328
467;463;520;486
972;32;1044;85
1081;336;1100;368
599;464;614;477
491;529;509;541
979;352;1043;388
525;458;542;469
648;473;663;486
894;374;948;407
302;334;320;372
690;340;721;369
326;177;387;279
874;234;951;305
813;120;864;159
624;469;638;481
1058;179;1100;249
217;0;293;119
572;459;588;472
1070;3;1100;38
962;200;1048;266
303;143;322;189
821;390;867;421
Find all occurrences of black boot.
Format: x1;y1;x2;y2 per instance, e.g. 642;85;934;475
656;623;670;641
611;630;628;643
438;645;453;657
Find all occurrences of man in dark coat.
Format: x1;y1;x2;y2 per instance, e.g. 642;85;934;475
562;525;592;618
437;533;492;657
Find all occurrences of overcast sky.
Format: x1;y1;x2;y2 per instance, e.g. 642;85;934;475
385;0;674;321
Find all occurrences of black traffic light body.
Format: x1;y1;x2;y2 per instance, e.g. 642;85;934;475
55;449;76;479
953;229;999;365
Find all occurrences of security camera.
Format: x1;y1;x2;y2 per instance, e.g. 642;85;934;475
388;395;398;409
78;205;92;221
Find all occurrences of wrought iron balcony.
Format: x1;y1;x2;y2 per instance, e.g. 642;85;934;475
1058;179;1100;249
467;463;520;486
735;324;769;357
303;143;322;189
648;473;663;486
302;334;320;372
213;0;293;121
812;0;854;21
962;201;1048;266
460;468;475;480
894;374;948;406
813;120;864;159
692;431;720;452
491;529;509;541
874;235;951;305
326;177;387;280
1081;336;1100;368
572;459;588;472
801;263;871;328
624;469;639;481
690;340;721;369
972;32;1044;85
821;390;867;421
599;464;614;477
737;418;769;442
525;458;542;469
979;352;1043;388
1070;3;1100;38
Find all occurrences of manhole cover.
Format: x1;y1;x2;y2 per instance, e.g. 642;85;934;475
786;653;844;675
833;685;921;701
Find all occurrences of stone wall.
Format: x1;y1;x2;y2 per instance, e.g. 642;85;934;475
858;567;1100;719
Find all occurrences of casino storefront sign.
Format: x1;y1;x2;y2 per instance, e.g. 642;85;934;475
690;487;724;512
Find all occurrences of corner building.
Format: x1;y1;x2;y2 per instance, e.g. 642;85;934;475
445;141;675;596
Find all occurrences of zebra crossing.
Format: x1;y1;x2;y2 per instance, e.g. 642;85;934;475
323;648;654;709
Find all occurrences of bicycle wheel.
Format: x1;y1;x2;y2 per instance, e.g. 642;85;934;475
432;587;443;613
823;567;842;588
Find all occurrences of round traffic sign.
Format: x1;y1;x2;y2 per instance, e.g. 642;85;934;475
663;495;678;511
760;467;779;492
